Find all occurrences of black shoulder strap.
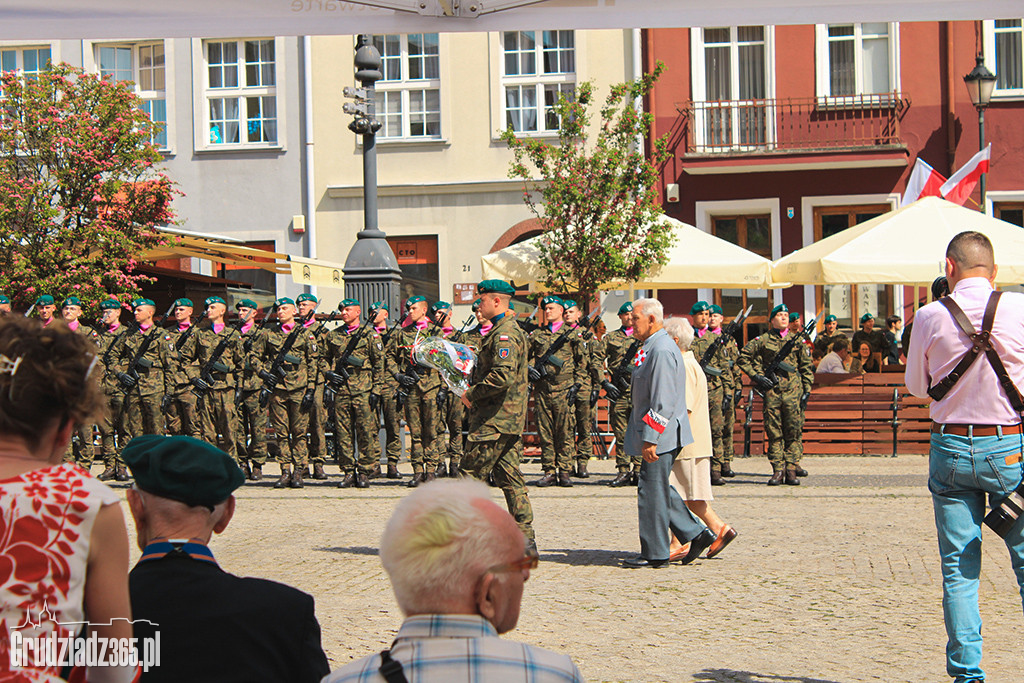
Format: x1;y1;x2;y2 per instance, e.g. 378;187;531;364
379;649;408;683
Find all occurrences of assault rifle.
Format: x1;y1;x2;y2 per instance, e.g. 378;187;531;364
528;308;600;386
699;305;752;378
173;311;204;351
257;310;315;408
324;306;379;390
602;335;642;402
192;310;253;397
751;314;817;398
22;303;36;318
116;302;175;394
242;303;278;353
742;388;755;457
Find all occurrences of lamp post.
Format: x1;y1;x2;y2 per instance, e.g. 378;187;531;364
341;35;402;314
963;54;997;211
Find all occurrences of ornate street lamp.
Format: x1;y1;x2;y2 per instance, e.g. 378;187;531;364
963;55;997;209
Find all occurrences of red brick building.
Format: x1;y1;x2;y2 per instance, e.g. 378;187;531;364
644;19;1024;341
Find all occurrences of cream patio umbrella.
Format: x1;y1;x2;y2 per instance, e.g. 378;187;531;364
481;215;780;290
772;196;1024;285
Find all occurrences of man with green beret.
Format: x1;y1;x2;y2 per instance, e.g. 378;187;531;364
372;302;403;478
389;295;442;487
813;313;847;355
459;279;537;554
324;298;384;488
35;294;57;327
692;303;742;485
234;298;271;480
114;299;174;458
690;301;711;339
601;301;642;485
851;312;885;356
123;435;330;682
297;292;331;479
165;296;203;441
57;295;101;470
528;294;585;487
258;298;319;488
737;303;814;485
95;299;130;480
563;300;604;479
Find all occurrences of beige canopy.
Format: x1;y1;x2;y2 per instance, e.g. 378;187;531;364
772;197;1024;285
481;215;780;290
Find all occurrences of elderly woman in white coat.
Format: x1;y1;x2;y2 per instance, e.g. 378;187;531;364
663;316;738;561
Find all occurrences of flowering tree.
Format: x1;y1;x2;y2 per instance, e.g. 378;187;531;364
0;63;176;312
500;63;674;302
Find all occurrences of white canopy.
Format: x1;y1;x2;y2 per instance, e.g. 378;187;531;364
1;0;1020;40
481;215;780;290
771;197;1024;286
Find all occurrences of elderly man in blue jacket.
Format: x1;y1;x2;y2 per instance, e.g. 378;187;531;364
623;299;716;568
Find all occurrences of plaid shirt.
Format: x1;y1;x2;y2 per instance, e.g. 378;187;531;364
322;614;583;683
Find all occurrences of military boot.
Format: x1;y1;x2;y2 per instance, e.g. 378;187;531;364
370;463;382;479
97;465;117;481
250;464;262;481
386;464;402;479
241;461;251;479
312;463;327;480
767;470;785;486
355;473;370;489
609;471;632;487
290;468;304;488
115;466;130;482
274;467;292;489
407;472;424;488
534;472;557;487
710;470;726;486
575;461;589;478
557;471;573;487
338;472;356;489
784;468;800;486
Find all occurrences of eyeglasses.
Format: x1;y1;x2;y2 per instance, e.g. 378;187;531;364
487;555;539;574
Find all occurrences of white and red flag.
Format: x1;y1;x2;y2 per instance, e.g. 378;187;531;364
940;145;992;206
901;158;947;207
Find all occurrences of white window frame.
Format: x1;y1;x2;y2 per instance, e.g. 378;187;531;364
814;23;901;106
499;29;576;137
86;41;172;152
690;26;776;152
983;19;1024;99
192;37;285;152
369;33;444;143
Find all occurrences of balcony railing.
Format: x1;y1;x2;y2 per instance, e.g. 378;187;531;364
677;93;909;156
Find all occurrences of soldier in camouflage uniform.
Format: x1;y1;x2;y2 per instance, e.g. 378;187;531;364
373;303;403;479
164;298;203;439
258;297;319;489
813;313;847;355
389;296;442;487
851;312;885;356
34;294;57;327
297;293;331;479
324;298;384;488
737;303;814;486
528;295;584;488
59;296;100;469
690;302;740;486
117;298;174;448
184;296;244;465
562;300;603;478
601;302;642;486
95;299;130;481
709;304;740;479
234;299;270;480
459;279;536;555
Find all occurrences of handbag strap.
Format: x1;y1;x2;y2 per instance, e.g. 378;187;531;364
379;649;409;683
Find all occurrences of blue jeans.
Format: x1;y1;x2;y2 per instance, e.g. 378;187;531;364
929;430;1024;682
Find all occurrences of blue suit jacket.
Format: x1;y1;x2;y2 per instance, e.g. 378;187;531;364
625;328;694;456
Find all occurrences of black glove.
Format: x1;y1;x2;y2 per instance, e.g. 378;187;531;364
752;374;777;394
301;389;315;412
800;391;811;411
589;388;600;407
527;366;542;382
722;392;732;413
257;369;277;385
116;372;137;391
258;387;272;409
160;394;172;413
369;393;380;412
395;390;407;409
324;387;335;406
437;388;448;409
190;377;211;392
396;373;417;388
566;383;581;405
601;380;621;401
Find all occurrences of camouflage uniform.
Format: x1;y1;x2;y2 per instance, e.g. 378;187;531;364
184;323;244;462
813;330;848;355
737;329;814;473
236;324;270;468
117;325;174;440
377;325;403;468
436;326;468;474
456;324;489;470
164;324;203;438
304;318;333;474
259;323;318;478
601;327;641;473
570;324;604;472
459;311;535;542
324;323;384;477
691;328;740;476
529;323;585;476
96;323;129;470
65;321;100;468
389;323;442;479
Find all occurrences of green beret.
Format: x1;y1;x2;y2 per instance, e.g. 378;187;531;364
296;293;318;304
771;304;789;317
860;312;874;323
275;297;295;307
690;301;710;315
790;311;800;321
541;295;564;308
123;435;244;508
62;296;82;308
100;299;122;311
405;295;427;307
133;298;156;309
709;304;723;315
429;301;451;315
0;295;9;304
204;296;226;307
35;295;55;306
339;298;360;310
371;300;387;312
824;314;837;323
562;299;578;310
471;298;482;312
235;298;258;310
173;298;193;308
477;279;515;296
617;302;633;315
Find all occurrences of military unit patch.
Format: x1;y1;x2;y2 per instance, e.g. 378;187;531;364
498;348;510;359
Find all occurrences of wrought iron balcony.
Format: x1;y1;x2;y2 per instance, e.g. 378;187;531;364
676;93;910;156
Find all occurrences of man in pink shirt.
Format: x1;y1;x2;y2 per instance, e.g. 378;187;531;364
905;231;1024;683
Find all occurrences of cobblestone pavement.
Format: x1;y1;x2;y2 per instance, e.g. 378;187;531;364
111;455;1024;682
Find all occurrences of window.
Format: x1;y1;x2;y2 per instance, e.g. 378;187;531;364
995;202;1024;228
97;43;168;148
813;206;891;329
692;27;770;150
713;215;772;343
989;19;1023;95
386;235;440;304
203;39;278;147
815;23;899;100
370;34;441;140
501;30;575;134
0;46;51;97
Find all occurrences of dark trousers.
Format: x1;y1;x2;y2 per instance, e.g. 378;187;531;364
637;446;707;560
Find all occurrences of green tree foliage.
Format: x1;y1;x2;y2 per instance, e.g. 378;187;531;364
501;63;674;302
0;63;176;311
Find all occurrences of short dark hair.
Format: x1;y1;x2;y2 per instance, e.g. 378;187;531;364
831;337;849;353
946;231;994;273
885;314;901;328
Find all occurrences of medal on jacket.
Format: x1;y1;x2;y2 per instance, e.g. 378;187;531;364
633;349;646;367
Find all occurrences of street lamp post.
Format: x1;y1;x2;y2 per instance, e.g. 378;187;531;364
342;35;403;314
963;54;997;211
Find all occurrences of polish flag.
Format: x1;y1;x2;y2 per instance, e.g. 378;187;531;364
940;145;992;206
900;158;947;207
